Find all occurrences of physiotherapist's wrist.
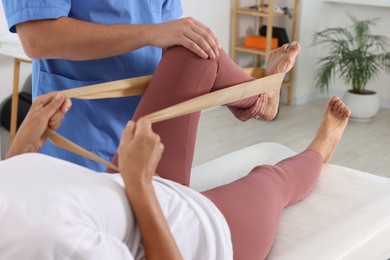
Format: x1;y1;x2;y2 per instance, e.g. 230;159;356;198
141;23;159;47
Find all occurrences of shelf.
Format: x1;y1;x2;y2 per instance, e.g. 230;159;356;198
231;0;300;106
281;81;292;89
323;0;390;7
234;45;267;56
235;7;295;18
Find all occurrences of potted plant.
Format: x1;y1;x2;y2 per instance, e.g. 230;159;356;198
313;14;390;120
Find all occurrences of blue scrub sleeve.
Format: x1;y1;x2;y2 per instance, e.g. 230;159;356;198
162;0;183;22
2;0;71;32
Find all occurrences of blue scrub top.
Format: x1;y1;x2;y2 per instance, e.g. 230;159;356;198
3;0;183;171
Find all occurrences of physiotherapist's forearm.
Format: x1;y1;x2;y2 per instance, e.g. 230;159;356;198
16;17;154;60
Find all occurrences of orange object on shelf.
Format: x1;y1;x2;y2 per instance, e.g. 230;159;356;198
244;35;278;50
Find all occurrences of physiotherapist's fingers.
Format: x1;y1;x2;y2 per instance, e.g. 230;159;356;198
182;21;219;59
151;18;220;59
180;36;208;59
191;18;220;56
184;29;216;59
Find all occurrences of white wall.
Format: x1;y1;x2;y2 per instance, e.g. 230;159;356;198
181;0;233;52
182;0;390;107
296;0;390;106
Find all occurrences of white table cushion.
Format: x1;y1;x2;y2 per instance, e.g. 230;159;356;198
190;142;390;260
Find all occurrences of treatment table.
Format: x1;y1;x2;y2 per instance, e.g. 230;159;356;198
190;142;390;259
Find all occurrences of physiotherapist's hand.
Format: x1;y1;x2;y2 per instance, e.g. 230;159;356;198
6;92;71;158
149;17;221;59
228;94;269;122
118;118;164;186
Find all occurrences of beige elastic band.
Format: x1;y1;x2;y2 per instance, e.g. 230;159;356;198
46;68;285;172
46;129;119;171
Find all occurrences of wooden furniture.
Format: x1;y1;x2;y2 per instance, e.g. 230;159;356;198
231;0;301;105
9;58;32;144
0;34;32;144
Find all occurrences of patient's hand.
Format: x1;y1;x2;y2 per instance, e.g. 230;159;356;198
118;118;164;187
118;119;182;260
6;92;71;158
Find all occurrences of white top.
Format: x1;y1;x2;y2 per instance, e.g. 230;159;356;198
0;153;232;260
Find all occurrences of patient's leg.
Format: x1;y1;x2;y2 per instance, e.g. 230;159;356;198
108;45;298;185
108;47;257;184
201;97;350;259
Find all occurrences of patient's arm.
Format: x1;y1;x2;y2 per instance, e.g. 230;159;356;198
6;92;71;158
118;118;183;260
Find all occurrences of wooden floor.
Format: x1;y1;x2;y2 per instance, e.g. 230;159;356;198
194;98;390;178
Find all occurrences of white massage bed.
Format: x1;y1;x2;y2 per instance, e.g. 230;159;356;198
190;142;390;260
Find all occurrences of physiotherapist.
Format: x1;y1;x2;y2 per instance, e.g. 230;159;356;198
2;0;221;171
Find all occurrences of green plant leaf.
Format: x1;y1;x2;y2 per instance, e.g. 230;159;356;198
312;14;390;93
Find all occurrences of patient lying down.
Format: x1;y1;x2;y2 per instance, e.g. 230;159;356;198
0;45;351;260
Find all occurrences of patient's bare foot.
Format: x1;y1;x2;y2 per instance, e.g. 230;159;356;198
264;41;300;77
259;42;301;121
228;42;300;121
307;96;351;163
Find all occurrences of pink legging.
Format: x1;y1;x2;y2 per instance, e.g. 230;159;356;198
108;46;257;184
202;151;323;259
110;46;324;259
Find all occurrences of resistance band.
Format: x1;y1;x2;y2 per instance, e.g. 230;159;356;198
46;68;285;172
